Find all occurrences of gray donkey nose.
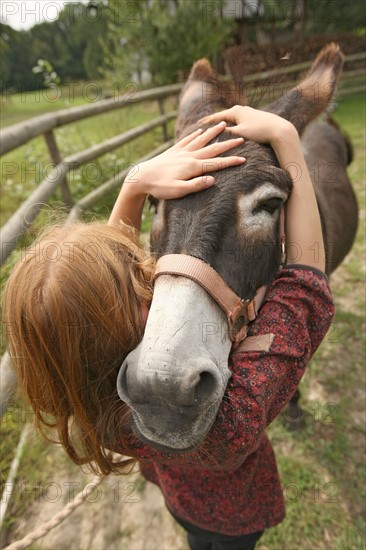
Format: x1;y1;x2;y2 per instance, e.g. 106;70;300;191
117;345;222;409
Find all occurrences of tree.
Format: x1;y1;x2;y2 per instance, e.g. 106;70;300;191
0;25;11;86
106;0;235;85
0;2;113;92
0;24;37;92
305;0;365;34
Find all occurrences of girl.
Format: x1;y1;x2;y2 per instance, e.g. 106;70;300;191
3;108;334;550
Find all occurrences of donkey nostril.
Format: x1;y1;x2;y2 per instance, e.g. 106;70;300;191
194;371;218;403
117;359;132;403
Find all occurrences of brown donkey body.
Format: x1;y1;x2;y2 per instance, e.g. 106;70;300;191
118;44;358;451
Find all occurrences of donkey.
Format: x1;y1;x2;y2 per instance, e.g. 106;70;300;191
117;44;358;451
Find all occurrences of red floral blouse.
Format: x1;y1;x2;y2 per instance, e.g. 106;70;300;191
115;266;335;536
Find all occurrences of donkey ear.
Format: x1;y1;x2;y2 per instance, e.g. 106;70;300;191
264;43;345;135
176;59;219;140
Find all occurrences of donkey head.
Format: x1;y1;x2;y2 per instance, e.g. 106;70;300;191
117;44;344;452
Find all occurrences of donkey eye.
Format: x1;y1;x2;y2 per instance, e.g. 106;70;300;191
253;197;282;215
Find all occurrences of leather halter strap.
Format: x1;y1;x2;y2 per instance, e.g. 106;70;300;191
154;254;267;345
153;207;286;346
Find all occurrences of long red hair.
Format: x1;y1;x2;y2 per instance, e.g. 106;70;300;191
3;222;154;475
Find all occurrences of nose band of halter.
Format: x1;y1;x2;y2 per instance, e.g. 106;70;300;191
153;254;268;345
153;208;286;345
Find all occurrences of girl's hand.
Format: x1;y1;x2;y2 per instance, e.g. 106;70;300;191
201;107;326;271
200;106;297;145
108;122;245;229
125;121;245;200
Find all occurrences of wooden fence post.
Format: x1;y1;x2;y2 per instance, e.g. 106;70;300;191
43;130;73;209
158;98;169;142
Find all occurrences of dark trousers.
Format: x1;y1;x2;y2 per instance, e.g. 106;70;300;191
187;530;263;550
170;510;264;550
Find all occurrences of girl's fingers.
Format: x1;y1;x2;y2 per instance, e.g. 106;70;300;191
173;121;241;154
195;137;244;158
184;121;228;150
200;156;246;173
183;154;245;195
199;107;237;127
174;128;204;149
165;176;216;199
181;175;216;195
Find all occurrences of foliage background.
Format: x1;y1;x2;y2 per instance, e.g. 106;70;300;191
1;0;365;92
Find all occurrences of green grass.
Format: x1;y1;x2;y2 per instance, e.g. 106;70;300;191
1;88;84;127
0;81;116;127
259;91;366;549
1;91;365;549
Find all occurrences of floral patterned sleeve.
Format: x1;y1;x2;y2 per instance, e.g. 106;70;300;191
204;265;335;464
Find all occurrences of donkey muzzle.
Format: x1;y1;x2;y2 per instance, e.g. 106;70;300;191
117;344;231;450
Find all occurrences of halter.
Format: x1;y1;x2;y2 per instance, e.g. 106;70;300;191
154;254;265;344
153;208;286;346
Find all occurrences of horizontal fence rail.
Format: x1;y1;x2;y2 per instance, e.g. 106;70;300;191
222;51;366;83
0;83;183;156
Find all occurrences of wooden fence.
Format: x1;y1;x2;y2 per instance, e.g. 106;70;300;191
0;51;365;414
0;83;183;264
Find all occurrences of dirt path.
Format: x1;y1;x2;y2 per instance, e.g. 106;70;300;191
8;447;187;550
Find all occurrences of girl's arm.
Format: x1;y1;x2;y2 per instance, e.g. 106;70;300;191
108;122;245;230
271;124;325;272
201;106;326;272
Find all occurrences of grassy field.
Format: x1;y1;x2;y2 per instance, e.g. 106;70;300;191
0;90;365;549
0;83;175;232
